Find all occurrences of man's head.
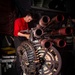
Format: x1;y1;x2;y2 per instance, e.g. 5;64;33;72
23;11;34;23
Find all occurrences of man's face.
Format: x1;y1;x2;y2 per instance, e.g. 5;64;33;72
26;16;33;23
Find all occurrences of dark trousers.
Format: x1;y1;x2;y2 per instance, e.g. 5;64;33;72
14;37;26;75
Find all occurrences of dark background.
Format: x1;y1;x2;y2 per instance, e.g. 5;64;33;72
0;0;75;35
0;0;75;75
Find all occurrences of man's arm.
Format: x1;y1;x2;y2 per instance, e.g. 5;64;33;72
18;32;30;39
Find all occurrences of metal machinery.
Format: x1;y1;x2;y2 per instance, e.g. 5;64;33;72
0;55;16;75
17;41;62;75
17;14;74;75
0;35;16;75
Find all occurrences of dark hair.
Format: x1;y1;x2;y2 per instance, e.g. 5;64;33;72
23;11;34;19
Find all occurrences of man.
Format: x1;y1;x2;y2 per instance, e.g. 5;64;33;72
14;11;34;75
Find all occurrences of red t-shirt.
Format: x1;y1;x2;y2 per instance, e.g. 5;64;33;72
14;18;29;36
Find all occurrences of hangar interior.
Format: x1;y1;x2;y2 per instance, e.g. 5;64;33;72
0;0;75;75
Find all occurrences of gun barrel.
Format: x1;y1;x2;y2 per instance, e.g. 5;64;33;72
51;14;64;23
58;27;73;35
51;27;73;35
39;15;50;27
53;39;66;48
33;28;43;38
40;39;52;48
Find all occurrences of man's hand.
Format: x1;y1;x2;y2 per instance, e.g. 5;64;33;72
18;32;30;39
25;34;30;39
